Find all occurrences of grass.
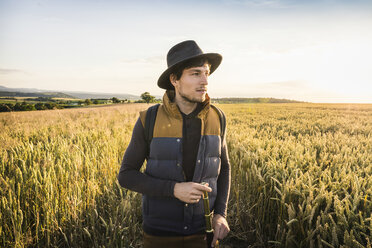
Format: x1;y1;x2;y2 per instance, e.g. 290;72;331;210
0;103;371;247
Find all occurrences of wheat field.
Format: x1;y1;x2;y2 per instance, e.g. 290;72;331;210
0;103;371;247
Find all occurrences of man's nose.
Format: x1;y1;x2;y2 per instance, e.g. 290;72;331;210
200;74;208;85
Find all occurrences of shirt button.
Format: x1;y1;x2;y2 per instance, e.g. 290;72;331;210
184;226;188;230
185;204;188;207
197;160;201;163
177;163;180;166
177;139;180;142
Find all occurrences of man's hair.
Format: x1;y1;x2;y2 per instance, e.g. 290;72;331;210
171;57;211;81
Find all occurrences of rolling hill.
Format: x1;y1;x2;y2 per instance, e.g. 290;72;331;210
0;86;140;100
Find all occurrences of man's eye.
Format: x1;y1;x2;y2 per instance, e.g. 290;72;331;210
193;73;199;76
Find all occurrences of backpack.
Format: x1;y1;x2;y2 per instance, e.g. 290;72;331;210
144;104;226;157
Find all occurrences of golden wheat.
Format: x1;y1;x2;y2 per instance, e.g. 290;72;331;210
0;103;371;248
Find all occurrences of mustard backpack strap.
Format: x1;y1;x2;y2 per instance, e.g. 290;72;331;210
210;104;226;142
144;104;160;158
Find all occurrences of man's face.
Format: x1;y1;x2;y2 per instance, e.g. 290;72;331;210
171;63;210;103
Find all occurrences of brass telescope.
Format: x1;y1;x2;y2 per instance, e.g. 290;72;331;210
201;182;219;248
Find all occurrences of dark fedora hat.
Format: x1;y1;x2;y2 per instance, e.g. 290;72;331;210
157;40;222;90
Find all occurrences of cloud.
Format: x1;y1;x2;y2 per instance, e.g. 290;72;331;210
41;17;65;23
0;68;27;75
223;0;295;8
121;56;163;64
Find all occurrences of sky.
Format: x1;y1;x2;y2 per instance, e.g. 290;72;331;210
0;0;371;103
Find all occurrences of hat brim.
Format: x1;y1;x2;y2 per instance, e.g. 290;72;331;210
157;53;222;90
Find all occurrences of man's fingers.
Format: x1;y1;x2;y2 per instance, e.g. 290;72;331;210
195;182;212;192
218;225;228;239
212;232;219;247
191;191;203;196
175;182;213;203
190;192;202;201
211;223;222;247
192;196;201;202
178;182;213;203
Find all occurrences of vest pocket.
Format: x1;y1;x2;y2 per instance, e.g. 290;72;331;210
146;196;184;221
204;157;221;178
146;159;185;181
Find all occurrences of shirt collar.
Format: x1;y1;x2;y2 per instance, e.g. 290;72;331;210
162;90;210;120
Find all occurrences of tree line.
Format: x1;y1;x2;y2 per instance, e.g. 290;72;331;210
0;92;158;112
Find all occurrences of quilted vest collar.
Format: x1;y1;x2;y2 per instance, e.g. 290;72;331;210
163;90;211;120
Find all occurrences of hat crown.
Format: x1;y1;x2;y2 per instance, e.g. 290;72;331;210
167;40;204;68
157;40;222;90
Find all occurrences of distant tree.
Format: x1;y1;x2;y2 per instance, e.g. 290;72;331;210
35;103;47;110
93;99;99;104
14;103;22;111
85;99;92;105
0;103;13;112
45;102;57;109
140;92;155;103
20;103;35;111
111;97;120;103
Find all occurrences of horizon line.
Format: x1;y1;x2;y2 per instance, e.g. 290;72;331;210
0;85;371;104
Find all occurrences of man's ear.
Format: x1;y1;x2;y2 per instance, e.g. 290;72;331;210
170;74;177;88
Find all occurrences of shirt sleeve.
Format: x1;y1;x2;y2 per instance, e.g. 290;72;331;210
117;117;176;197
213;135;231;218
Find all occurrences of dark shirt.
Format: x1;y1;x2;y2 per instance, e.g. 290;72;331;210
180;103;202;181
118;104;231;236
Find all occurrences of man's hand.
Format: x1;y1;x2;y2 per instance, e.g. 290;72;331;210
173;182;212;203
212;214;230;247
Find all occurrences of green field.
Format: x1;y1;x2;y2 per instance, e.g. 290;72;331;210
0;103;371;247
0;97;79;101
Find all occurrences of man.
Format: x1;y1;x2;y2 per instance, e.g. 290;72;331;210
118;40;231;248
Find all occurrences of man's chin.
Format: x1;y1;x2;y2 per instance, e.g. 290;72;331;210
194;96;205;103
200;93;207;102
196;93;207;102
180;94;204;103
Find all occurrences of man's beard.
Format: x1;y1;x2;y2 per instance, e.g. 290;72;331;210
179;91;204;103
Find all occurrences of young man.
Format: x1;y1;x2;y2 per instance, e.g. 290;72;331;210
118;40;231;248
